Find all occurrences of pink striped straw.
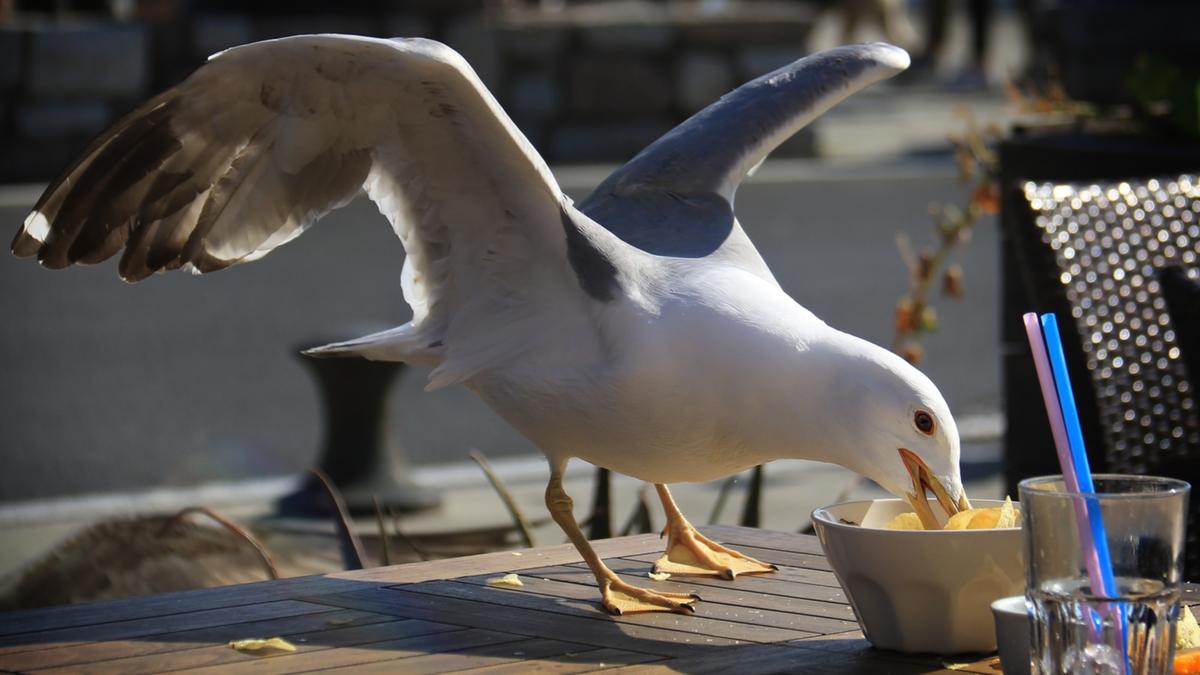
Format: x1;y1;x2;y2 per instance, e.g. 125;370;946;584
1021;313;1107;596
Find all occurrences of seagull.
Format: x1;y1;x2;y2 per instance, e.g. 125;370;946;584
12;35;970;615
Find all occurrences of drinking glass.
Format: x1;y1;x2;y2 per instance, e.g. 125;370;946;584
1019;474;1190;675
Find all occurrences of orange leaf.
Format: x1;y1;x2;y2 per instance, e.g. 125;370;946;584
899;342;924;365
943;265;964;298
895;299;915;334
971;183;999;215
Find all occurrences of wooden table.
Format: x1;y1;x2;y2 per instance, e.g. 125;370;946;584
1;525;1195;674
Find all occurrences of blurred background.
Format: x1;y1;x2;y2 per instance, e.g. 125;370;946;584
1;0;1198;606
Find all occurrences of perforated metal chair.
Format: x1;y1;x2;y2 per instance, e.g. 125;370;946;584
999;131;1200;578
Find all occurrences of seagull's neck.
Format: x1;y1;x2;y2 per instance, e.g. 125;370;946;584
719;322;890;470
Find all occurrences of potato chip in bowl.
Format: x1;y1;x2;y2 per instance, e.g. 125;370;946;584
885;496;1020;530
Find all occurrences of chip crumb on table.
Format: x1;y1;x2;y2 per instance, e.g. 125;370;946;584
486;573;524;587
227;637;298;654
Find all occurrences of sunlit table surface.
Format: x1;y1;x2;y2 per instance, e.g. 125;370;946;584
1;525;1196;674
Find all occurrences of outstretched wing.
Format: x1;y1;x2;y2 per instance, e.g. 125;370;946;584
579;43;910;277
12;35;594;387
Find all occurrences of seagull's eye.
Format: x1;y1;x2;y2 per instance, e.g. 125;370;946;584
914;410;935;435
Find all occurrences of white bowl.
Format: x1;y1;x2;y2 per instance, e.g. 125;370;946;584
812;498;1024;654
991;595;1032;675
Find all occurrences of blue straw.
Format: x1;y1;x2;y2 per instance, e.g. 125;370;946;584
1040;313;1128;669
1038;314;1118;596
1022;314;1106;594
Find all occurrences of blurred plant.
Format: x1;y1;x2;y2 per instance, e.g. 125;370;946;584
372;496;392;566
587;467;613;539
471;449;538;548
310;468;367;570
158;506;279;579
1126;54;1200;139
620;485;654;536
1002;78;1093;119
892;109;1001;365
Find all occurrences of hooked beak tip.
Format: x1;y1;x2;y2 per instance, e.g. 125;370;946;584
898;447;965;529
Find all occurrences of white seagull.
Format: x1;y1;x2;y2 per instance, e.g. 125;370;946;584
12;36;970;615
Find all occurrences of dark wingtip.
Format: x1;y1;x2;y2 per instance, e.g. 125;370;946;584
11;235;39;258
35;249;72;270
116;255;156;282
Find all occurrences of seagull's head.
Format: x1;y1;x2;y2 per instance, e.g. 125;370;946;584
820;337;969;528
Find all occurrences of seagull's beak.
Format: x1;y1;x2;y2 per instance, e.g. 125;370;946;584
898;447;970;529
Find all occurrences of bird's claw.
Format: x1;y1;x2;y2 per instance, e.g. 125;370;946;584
601;578;700;615
654;527;777;579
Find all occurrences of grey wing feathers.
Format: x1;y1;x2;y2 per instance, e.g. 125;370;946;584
10;34;602;390
10;36;470;282
579;43;909;262
12;49;368;281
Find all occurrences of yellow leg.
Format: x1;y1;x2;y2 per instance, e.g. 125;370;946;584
545;465;699;615
652;484;777;580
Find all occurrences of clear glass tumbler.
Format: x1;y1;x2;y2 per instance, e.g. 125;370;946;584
1019;474;1190;675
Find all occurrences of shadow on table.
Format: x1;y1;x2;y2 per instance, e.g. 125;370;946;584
0;574;848;672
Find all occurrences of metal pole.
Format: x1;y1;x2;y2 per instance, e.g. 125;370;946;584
277;341;441;516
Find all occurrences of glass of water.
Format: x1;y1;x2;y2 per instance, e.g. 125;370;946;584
1019;474;1190;675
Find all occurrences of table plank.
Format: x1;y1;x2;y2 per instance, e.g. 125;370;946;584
777;653;963;675
0;576;377;639
702;526;828;556
0;527;1189;675
0;608;392;672
465;646;665;674
454;570;856;635
600;642;857;674
325;534;663;585
786;627;982;675
169;626;521;675
314;636;595;674
787;628;934;662
305;587;741;658
0;532;665;640
616;555;844;597
0;600;333;655
621;549;842;587
705;543;834;572
31;619;461;675
392;578;820;643
517;562;855;621
646;528;835;571
616;554;845;594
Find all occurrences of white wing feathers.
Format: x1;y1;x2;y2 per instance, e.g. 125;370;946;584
11;35;585;389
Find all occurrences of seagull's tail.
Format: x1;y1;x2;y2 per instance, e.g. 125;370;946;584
302;324;441;366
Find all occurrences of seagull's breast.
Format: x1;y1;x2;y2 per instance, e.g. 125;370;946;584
474;266;826;484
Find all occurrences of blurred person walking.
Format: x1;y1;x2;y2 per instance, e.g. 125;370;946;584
834;0;919;51
913;0;992;88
